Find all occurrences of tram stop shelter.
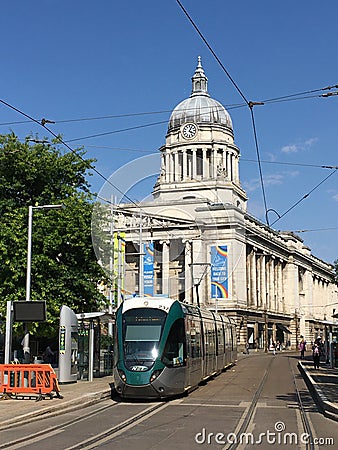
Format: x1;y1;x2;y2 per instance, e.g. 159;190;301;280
75;311;115;381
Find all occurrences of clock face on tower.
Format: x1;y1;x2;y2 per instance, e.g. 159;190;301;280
181;122;197;139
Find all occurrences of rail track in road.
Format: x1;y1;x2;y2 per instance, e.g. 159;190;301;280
1;354;335;450
0;400;171;450
224;355;316;450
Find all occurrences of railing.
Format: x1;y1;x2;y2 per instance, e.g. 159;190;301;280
0;364;63;401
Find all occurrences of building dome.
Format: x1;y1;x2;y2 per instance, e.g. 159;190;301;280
168;57;233;132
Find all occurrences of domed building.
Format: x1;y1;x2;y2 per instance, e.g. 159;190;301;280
153;56;246;210
110;57;337;353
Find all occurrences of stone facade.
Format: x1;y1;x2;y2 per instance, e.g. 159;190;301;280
108;58;337;352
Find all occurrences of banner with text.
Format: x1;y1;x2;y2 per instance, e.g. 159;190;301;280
210;245;229;299
143;242;154;296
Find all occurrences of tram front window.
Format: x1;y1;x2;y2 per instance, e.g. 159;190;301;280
122;308;166;370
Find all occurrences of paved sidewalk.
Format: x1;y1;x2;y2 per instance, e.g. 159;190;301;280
298;359;338;422
1;354;337;430
0;377;112;430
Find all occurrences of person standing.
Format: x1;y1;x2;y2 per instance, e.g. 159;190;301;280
245;341;249;354
299;337;306;360
272;341;276;355
312;342;321;369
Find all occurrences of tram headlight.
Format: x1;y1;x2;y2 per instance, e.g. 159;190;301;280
118;369;127;382
150;369;163;383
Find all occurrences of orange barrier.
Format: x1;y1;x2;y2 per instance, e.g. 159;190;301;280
0;364;62;401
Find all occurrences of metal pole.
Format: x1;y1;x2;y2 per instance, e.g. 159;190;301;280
139;211;144;296
4;301;13;364
22;204;63;363
22;205;33;363
264;309;268;353
88;320;94;382
108;197;114;335
26;206;33;302
117;233;122;307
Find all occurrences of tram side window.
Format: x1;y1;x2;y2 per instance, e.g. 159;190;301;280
217;322;224;355
162;319;187;367
191;320;202;358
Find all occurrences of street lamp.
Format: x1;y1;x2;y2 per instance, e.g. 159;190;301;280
22;204;63;363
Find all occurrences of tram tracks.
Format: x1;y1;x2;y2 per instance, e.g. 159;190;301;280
224;356;274;450
0;356;321;450
289;358;316;450
224;355;316;450
65;401;169;450
0;402;117;449
0;400;170;450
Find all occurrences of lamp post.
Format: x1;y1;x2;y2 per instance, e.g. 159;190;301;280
22;204;63;363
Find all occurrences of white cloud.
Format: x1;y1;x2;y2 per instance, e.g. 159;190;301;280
281;137;318;154
265;174;284;186
333;193;338;202
281;144;299;154
288;170;300;178
243;173;284;192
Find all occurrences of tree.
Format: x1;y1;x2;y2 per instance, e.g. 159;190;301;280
0;133;108;338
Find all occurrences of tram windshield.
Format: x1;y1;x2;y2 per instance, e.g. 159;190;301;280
122;308;167;370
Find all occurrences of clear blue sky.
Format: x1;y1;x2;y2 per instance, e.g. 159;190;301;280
1;0;337;263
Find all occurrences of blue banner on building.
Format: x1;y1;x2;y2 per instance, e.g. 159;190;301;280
210;245;228;299
143;242;154;296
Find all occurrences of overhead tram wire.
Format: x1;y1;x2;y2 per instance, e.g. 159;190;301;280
241;158;338;170
95;193;195;225
260;84;338;105
176;0;270;226
176;0;338;229
65;119;169;143
270;168;337;227
0;98;198;230
1;84;336;128
0;98;167;224
293;227;338;233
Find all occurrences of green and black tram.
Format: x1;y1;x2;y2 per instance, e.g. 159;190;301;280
113;296;237;399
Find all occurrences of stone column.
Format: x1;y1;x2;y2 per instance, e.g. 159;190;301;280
230;153;234;181
223;150;228;178
268;257;274;311
161;240;170;296
227;153;231;181
211;148;216;178
182;150;188;180
278;260;284;313
173;151;179;182
203;148;209;179
165;152;170;182
250;249;257;307
234;155;239;183
260;255;266;308
192;149;197;180
169;152;174;182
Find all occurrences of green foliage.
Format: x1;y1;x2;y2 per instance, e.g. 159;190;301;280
0;133;108;337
